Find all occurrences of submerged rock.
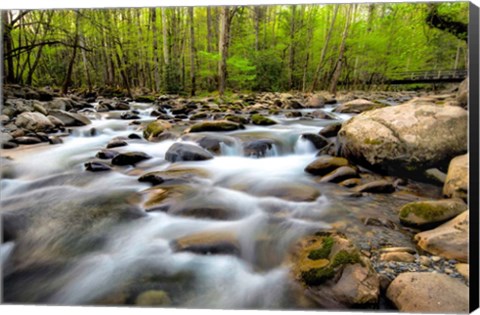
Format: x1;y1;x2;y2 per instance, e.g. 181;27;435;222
243;139;274;158
172;232;240;256
337;103;467;175
399;199;467;227
443;154;468;200
84;161;112;172
165;143;214;163
386;272;468;313
111;152;152;166
414;211;468;262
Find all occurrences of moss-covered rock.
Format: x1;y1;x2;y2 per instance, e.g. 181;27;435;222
143;120;172;141
289;232;379;307
399;199;467;227
225;115;249;124
188;120;242;132
251;114;277;126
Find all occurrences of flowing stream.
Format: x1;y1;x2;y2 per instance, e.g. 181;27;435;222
1;102;441;308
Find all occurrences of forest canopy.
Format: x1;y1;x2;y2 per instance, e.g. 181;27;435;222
2;2;469;96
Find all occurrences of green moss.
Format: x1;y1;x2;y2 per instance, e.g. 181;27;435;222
331;250;363;268
364;138;383;145
251;114;277;126
225;115;249;124
135;95;157;103
301;266;335;286
399;202;449;220
189;121;241;132
144;120;169;139
308;236;334;260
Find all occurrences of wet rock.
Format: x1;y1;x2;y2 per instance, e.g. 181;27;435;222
114;102;130;110
334;99;386;114
188;120;242;132
138;168;208;186
48;136;63;145
106;139;128;149
96;149;120;160
289;232;379;307
134;95;156;103
399;199;467;227
338;103;467;175
251;114;277;126
2;141;18;149
285;111;302;118
414;211;468;262
305;94;326;108
172;232;240;256
135;290;172;306
47;115;65;128
243;139;274;158
165;143;214;163
309;110;335;120
305;156;350;176
339;178;361;188
425;168;447;184
111;152;152;166
301;133;330;150
318;166;359;183
15;112;55;132
143;120;172;141
225;115;249;124
189;112;208;120
253;181;321;202
380;252;415;263
120;112;140;120
319;123;342;138
128;133;142;140
48;109;91;126
84;161;112;172
14;136;43;145
182;134;236;155
354;180;395;194
443;154;468;200
386;272;468;313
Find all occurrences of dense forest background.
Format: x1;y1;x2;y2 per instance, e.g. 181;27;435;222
2;2;469;97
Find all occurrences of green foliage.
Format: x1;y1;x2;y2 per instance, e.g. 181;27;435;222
4;3;469;93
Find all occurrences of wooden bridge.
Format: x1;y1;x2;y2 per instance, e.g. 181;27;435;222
385;69;467;84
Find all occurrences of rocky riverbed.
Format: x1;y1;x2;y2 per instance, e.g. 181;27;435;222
0;83;470;312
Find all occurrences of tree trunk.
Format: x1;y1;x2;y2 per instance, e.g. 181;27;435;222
62;10;80;95
218;6;229;96
254;6;260;51
329;5;352;96
189;7;196;96
151;8;160;93
310;4;339;92
162;8;171;92
2;11;15;83
288;5;297;90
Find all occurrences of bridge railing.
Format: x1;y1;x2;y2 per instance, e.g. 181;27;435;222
386;69;467;81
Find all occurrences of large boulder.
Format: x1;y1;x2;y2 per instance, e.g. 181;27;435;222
15;112;55;132
165;143;214;163
386;272;468;313
399;199;467;227
289;232;379;308
48;109;91;126
334;99;386;114
443;154;468;200
414;211;468;262
338;103;467;175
